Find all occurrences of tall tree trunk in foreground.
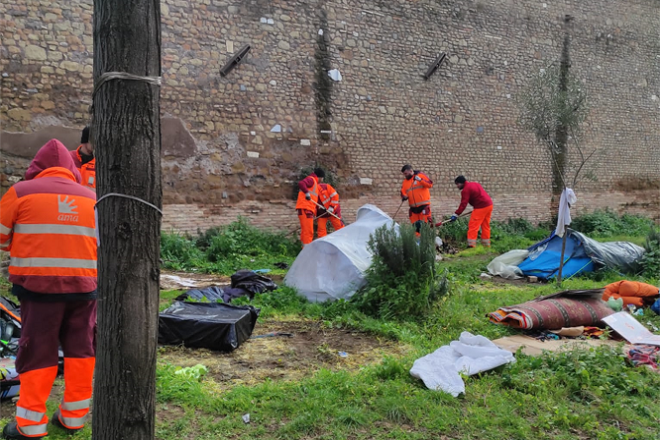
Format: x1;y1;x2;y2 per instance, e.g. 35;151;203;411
92;0;161;438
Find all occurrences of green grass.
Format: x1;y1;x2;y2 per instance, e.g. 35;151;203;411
142;245;660;440
3;212;660;439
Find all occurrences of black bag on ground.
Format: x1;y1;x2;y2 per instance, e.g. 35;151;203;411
158;301;259;351
230;270;278;296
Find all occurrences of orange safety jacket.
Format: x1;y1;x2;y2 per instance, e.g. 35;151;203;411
0;139;97;295
70;146;96;190
318;183;341;218
401;171;433;208
295;174;319;212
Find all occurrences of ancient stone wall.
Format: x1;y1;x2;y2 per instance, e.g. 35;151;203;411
2;0;659;231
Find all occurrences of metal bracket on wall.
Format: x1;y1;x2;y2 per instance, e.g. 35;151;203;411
423;53;447;80
220;44;251;77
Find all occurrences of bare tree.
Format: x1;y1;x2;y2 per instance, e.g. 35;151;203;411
518;15;596;286
92;0;162;438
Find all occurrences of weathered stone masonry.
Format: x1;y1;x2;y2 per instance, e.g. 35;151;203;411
2;0;659;233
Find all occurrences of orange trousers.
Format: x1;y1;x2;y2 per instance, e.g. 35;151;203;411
409;206;432;235
317;215;344;238
15;299;96;437
467;205;493;247
297;209;315;246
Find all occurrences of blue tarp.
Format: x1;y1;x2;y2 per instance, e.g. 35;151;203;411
518;231;593;279
517;229;645;280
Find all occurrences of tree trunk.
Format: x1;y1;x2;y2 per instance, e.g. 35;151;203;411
552;15;573;197
556;228;568;287
91;0;161;439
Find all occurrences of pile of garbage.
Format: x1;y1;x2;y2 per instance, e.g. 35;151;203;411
410;282;660;397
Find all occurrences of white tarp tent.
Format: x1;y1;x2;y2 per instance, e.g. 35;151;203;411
284;204;396;303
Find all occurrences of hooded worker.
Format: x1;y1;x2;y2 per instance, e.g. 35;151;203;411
295;168;325;246
70;126;96;190
400;164;434;234
1;139;97;439
450;176;493;247
317;182;344;238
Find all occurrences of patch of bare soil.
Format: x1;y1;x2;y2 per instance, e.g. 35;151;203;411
158;320;408;389
160;270;284;291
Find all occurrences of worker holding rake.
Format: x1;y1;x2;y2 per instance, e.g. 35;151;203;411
400;164;434;236
450;175;493;248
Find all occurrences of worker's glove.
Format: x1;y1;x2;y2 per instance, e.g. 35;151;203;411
401;196;408;202
450;215;458;222
414;175;421;181
328;207;334;213
305;193;311;200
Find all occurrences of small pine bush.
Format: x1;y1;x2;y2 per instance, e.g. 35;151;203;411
353;223;447;320
642;229;660;279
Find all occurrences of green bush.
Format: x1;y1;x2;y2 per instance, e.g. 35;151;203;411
161;233;204;269
570;210;654;237
352;223;447;320
641;229;660;279
161;218;300;273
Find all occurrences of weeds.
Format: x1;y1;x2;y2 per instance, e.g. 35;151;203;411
161;218;300;274
570;210;654;238
641;229;660;278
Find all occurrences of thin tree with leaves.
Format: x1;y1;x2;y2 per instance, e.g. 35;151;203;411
518;15;597;286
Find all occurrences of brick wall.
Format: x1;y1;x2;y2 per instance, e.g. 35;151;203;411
2;0;659;231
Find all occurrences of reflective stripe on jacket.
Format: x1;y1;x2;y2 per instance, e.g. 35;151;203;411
295;175;319;211
400;171;433;208
318;183;341;218
70;146;96;190
1;139;97;294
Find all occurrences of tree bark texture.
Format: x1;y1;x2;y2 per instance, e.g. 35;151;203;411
552;15;572;196
92;1;161;439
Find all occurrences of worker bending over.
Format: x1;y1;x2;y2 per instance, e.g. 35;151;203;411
317;182;345;238
296;168;325;247
400;164;434;234
450;176;493;247
69;126;95;190
1;140;97;439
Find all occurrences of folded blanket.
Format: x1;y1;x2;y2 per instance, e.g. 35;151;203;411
489;290;614;330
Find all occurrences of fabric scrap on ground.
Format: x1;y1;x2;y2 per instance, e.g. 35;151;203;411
231;270;278;295
410;332;515;397
625;345;660;371
488;290;613;330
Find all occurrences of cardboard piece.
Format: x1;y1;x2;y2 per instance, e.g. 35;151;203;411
492;335;621;357
602;312;660;346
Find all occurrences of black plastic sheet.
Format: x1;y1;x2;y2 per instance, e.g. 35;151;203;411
158;301;260;351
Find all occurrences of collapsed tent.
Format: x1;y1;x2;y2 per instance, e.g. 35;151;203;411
284;204;396;302
517;229;645;280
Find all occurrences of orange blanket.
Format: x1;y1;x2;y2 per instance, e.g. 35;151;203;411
602;281;659;307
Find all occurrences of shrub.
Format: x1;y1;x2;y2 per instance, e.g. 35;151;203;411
641;229;660;279
352;223;447;320
570;210;653;237
161;233;203;269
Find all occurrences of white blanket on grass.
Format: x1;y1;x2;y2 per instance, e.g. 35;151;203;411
410;332;516;397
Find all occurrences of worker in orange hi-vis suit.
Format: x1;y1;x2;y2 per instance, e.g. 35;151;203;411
69;126;95;190
450;175;493;248
295;168;325;247
400;164;434;235
317;182;345;238
1;139;97;440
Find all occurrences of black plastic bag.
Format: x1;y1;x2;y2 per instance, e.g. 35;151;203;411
158;301;259;352
231;270;278;295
